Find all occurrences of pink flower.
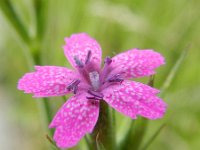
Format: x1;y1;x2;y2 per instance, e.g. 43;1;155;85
18;33;167;148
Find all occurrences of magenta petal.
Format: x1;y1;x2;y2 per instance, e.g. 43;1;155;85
110;49;165;79
102;80;167;119
18;66;78;97
49;93;99;148
63;33;102;70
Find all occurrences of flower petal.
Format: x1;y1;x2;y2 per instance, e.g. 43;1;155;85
63;33;102;70
102;80;167;119
18;66;78;97
109;49;165;79
49;93;99;148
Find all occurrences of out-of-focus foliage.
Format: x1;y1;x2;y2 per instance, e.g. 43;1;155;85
0;0;200;150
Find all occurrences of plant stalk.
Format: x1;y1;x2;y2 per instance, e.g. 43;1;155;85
92;100;115;150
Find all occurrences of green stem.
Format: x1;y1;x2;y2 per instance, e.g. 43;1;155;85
37;98;54;136
92;101;115;150
140;124;166;150
0;1;55;149
0;0;30;43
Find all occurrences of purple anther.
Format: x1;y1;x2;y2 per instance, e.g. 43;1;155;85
74;56;84;68
104;57;112;65
85;50;92;64
108;74;124;83
67;79;81;94
86;96;102;100
109;78;124;83
88;90;104;99
73;86;78;94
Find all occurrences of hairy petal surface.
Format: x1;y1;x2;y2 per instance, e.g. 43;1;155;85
102;80;167;119
18;66;78;97
109;49;165;79
63;33;102;71
49;93;99;148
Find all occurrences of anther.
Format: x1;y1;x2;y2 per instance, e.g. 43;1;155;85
104;57;112;65
85;50;92;64
88;90;104;99
67;79;80;94
108;74;124;83
74;56;84;68
86;96;102;100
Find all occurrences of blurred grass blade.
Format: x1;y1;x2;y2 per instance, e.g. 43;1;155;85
33;0;47;40
0;0;30;43
160;46;190;97
38;98;54;137
97;142;106;150
140;124;166;150
118;121;134;150
46;134;60;150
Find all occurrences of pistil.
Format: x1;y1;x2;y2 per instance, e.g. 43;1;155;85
89;71;100;91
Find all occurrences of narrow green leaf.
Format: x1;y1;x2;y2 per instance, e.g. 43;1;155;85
117;120;134;150
160;46;190;97
140;124;166;150
119;118;148;150
0;0;30;43
118;76;155;150
84;135;94;150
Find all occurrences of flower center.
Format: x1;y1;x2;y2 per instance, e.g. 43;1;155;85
70;51;124;101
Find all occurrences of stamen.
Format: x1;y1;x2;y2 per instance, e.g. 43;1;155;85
89;71;100;91
85;50;92;64
88;90;104;99
86;96;102;100
67;79;80;94
100;57;112;84
104;56;112;65
73;86;78;94
108;74;124;83
74;56;84;68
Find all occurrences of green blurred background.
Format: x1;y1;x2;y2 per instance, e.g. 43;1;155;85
0;0;200;150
